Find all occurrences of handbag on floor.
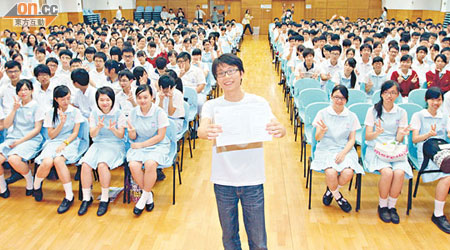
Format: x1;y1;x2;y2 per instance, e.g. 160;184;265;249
374;141;408;162
422;138;450;173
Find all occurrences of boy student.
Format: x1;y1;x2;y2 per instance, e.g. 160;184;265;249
89;52;107;88
71;68;97;119
198;54;286;250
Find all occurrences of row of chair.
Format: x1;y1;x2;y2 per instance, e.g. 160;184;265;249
134;6;163;22
82;9;100;24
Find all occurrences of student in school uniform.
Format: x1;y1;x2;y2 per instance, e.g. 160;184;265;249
155;75;185;133
390;54;420;97
126;84;171;216
363;56;387;96
332;58;358;89
426;54;450;93
410;87;450;233
78;87;126;216
33;85;84;214
116;70;137;117
364;80;412;224
311;85;363;212
0;80;44;198
32;64;54;113
103;60;125;94
294;48;319;80
72;68;97;119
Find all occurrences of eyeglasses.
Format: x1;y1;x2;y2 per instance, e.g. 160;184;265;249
177;59;186;64
331;96;346;102
216;68;239;78
6;70;20;74
383;91;398;96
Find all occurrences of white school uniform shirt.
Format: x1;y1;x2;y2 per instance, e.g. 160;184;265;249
0;81;18;116
167;63;181;76
181;65;206;89
50;73;77;96
412;59;430;84
83;60;95;72
356;57;372;80
320;60;343;86
201;93;275;186
89;68;107;88
442;91;450;117
32;82;54;114
154;88;185;119
72;85;97;118
295;62;319;78
116;87;137;117
384;60;400;78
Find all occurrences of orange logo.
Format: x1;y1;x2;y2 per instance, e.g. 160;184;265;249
4;2;59;27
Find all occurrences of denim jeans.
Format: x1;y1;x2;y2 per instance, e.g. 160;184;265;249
214;184;267;250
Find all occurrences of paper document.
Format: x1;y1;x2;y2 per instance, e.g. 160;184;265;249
214;103;273;147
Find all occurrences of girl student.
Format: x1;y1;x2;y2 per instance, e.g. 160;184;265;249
390;54;420;97
364;80;412;224
155;75;185;133
126;84;171;216
410;87;450;234
0;80;44;198
33;85;85;214
332;58;358;89
78;87;126;216
311;85;364;212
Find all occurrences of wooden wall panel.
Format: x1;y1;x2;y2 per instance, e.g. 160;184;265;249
387;10;445;24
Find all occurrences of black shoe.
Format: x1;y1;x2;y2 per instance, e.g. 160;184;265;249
78;198;93;216
25;189;33;196
336;195;352;213
133;206;144;216
33;187;43;201
322;188;333;206
145;192;154;212
432;214;450;234
0;185;10;199
390;208;400;224
378;206;391;223
6;172;23;184
97;201;109;216
157;169;166;181
57;198;74;214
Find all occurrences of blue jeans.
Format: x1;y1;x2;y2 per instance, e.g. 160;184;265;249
214;184;267;250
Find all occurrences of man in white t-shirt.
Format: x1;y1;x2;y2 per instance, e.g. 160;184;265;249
198;54;286;250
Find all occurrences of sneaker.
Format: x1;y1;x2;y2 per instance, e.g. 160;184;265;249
432;214;450;234
390;208;400;224
378;206;391;223
336;195;352;213
322;188;333;206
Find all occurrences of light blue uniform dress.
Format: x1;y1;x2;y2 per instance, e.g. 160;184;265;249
35;106;85;164
311;106;364;174
411;109;450;183
126;105;171;167
79;108;126;170
333;72;356;89
202;50;216;90
363;105;413;178
0;100;44;160
364;70;387;96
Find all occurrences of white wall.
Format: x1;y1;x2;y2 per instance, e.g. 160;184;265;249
82;0;135;11
442;0;450;12
384;0;442;11
47;0;82;12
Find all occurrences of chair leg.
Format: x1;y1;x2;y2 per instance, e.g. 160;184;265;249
294;117;298;142
356;174;361;212
407;178;413;215
172;163;176;205
413;172;422;198
78;165;82;201
181;137;185;172
177;162;182;185
188;135;193;158
348;176;353;191
300;136;304;162
306;157;311;189
308;169;313;209
303;142;307;177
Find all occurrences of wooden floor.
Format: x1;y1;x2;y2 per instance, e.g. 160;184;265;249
1;36;450;249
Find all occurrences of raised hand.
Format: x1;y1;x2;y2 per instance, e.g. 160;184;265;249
317;119;328;133
97;116;105;129
108;120;117;130
398;125;411;137
412;75;418;83
59;109;67;124
127;119;135;132
397;76;404;83
13;96;21;111
127;92;134;102
375;120;384;135
429;124;437;137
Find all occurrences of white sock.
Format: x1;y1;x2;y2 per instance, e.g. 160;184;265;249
63;182;74;200
379;197;388;208
33;177;44;190
146;191;154;204
100;188;109;202
23;171;33;190
82;188;91;201
331;186;342;200
136;191;150;209
434;200;445;217
0;175;6;193
388;196;398;209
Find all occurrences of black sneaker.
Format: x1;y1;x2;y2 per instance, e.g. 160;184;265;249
78;198;93;216
432;214;450;234
57;198;74;214
0;185;10;199
378;206;391;223
390;208;400;224
33;187;43;202
6;172;23;184
336;195;352;213
322;188;333;206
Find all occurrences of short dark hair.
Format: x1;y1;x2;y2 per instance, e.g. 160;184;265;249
177;52;191;63
118;69;135;81
46;57;58;65
33;64;51;77
95;86;115;110
71;68;90;86
94;52;107;62
59;49;73;58
212;53;244;80
16;79;33;95
122;46;135;55
70;58;82;66
5;60;21;71
155;57;167;70
158;75;175;89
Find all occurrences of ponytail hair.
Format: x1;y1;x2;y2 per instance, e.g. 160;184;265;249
346;58;357;88
374;80;400;120
104;59;125;75
52;85;70;125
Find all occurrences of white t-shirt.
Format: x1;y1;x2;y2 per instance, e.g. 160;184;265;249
201;93;274;186
155;89;185;119
181;65;206;89
72;85;97;118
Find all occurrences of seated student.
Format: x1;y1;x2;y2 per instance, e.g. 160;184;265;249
426;54;450;93
126;84;171;216
33;64;54;113
11;53;32;79
332;58;358;89
167;50;180;76
165;69;184;94
155;75;185;132
356;43;373;81
72;68;97;119
319;45;343;88
117;70;137;117
78;87;126;216
192;49;209;79
384;45;400;78
390;55;420;97
33;85;84;213
133;66;158;97
295;48;319;80
89;52;107;88
109;46;122;62
364;56;387;96
56;49;73;77
364;80;412;224
410;87;450;233
136;50;154;74
0;61;24;116
0;80;44;198
177;52;207;111
287;45;305;73
104;60;125;94
83;47;96;72
412;45;431;82
122;46;136;71
311;85;363;212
